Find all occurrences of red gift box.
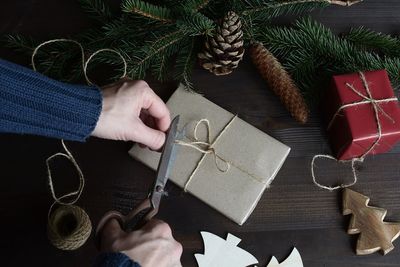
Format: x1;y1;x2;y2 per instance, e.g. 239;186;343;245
323;70;400;160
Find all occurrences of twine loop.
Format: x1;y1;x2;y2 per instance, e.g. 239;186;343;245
31;38;127;86
46;140;85;210
175;117;237;192
31;39;124;249
45;140;92;250
312;71;398;191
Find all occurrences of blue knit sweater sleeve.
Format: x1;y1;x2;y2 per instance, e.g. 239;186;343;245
0;59;102;141
93;252;141;267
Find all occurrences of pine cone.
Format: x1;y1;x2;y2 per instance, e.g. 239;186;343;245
198;11;244;76
249;42;309;124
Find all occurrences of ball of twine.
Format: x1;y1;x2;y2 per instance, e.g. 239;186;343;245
47;205;92;250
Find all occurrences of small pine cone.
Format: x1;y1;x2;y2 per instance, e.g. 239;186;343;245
249;42;309;124
198;11;244;76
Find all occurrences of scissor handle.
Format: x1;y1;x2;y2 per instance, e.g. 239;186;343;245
95;199;158;249
123;198;158;232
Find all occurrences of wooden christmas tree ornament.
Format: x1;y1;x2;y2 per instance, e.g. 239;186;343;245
343;188;400;255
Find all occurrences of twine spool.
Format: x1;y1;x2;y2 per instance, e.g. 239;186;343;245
47;205;92;250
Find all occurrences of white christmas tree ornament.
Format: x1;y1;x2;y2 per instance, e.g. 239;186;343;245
266;247;303;267
195;231;259;267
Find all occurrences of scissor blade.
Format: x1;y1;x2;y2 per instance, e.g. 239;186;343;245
151;115;180;206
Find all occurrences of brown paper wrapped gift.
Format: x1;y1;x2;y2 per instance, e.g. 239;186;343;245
129;85;290;225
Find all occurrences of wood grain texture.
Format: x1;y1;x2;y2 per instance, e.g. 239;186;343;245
1;0;400;266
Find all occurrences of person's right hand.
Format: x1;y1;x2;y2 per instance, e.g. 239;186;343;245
100;218;183;267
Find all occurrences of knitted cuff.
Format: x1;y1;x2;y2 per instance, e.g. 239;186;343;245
92;252;141;267
0;59;102;141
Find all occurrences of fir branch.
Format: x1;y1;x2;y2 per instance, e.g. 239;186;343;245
344;27;400;58
174;38;198;89
78;0;113;22
241;1;328;22
184;0;211;11
255;17;400;104
130;29;185;78
5;34;36;56
6;35;86;81
122;0;174;23
176;11;215;36
241;0;360;18
151;51;173;81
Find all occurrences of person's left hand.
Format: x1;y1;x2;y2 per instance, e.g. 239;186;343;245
92;79;171;150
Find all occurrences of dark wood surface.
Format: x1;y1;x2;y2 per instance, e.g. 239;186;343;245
2;1;400;266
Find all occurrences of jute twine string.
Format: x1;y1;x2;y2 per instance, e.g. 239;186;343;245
311;71;398;191
32;39;128;249
45;140;92;250
175;115;271;192
31;38;127;86
175;118;232;192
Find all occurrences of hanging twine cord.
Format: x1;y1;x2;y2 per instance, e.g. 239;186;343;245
32;39;128;249
312;71;398;191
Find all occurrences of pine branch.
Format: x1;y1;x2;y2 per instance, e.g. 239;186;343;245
344;27;400;58
255;17;400;104
6;35;87;82
122;0;174;23
174;38;198;89
78;0;114;22
184;0;211;11
241;1;329;23
176;11;215;36
4;34;36;56
129;29;186;78
151;49;174;81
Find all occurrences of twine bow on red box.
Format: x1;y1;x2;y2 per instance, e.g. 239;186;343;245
311;71;399;191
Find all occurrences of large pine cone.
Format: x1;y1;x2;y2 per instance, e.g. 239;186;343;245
198;11;244;76
249;42;309;124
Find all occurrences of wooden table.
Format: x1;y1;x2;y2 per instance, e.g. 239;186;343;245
1;1;400;266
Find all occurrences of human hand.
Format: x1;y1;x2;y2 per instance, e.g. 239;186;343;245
100;219;183;267
92;80;171;150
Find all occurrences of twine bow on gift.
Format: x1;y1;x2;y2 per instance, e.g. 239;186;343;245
312;71;398;191
175;117;235;192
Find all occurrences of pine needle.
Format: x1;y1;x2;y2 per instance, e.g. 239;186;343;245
122;0;174;23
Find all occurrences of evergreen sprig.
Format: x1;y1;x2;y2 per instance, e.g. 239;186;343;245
241;0;330;20
344;27;400;58
129;29;186;79
256;17;400;103
122;0;174;22
174;38;198;89
8;0;387;96
176;11;215;36
79;0;114;22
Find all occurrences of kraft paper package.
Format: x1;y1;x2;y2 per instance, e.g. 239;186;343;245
129;85;290;225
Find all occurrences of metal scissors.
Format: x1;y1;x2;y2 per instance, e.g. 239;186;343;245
95;115;180;245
